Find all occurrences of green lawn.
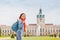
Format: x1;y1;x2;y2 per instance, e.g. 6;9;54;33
11;36;60;40
0;36;60;40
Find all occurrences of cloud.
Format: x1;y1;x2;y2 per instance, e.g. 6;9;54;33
45;7;60;25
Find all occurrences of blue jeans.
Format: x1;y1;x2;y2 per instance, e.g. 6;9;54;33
16;30;22;40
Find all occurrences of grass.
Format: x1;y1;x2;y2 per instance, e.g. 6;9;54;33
0;36;10;38
11;36;60;40
0;36;60;40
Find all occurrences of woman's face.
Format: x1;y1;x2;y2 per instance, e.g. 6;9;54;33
21;14;26;20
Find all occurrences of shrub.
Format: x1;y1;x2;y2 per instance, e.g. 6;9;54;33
53;34;56;37
11;33;15;38
49;35;53;37
24;34;26;37
27;34;30;37
59;34;60;38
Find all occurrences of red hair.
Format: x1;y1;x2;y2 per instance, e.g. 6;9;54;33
19;13;26;32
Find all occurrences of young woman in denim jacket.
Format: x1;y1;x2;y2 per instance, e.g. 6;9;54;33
16;13;26;40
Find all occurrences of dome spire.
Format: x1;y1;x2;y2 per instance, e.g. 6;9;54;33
39;8;42;14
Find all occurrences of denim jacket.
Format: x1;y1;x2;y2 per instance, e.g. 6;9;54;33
17;19;24;32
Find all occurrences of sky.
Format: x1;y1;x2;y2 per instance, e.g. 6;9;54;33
0;0;60;26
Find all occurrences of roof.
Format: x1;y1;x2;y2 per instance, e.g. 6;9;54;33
45;24;53;25
29;24;37;25
27;24;37;29
29;24;37;26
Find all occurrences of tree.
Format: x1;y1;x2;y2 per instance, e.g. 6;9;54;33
0;28;1;36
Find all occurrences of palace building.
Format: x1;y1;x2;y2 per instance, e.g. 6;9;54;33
26;9;60;36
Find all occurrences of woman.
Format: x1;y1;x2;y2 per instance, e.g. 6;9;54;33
16;13;26;40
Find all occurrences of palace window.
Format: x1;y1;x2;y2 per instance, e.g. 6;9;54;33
53;29;55;32
56;29;58;32
40;28;42;32
59;30;60;32
32;30;34;32
43;28;44;32
10;30;11;34
3;30;4;32
48;29;50;34
8;30;9;32
5;30;6;33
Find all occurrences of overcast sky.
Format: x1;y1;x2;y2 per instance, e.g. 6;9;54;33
0;0;60;26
